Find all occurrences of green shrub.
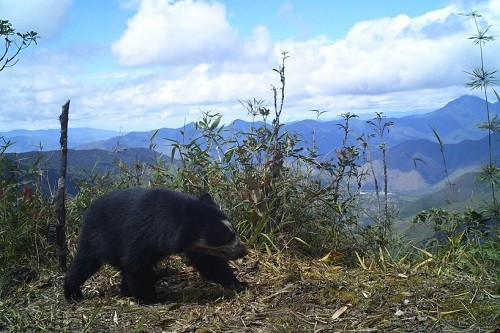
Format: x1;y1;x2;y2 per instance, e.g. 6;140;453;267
0;138;53;296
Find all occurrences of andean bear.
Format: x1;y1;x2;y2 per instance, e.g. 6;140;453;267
64;187;248;304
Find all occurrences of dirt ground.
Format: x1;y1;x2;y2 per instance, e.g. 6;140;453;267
1;252;499;332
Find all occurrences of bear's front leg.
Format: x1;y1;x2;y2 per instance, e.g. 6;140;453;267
120;271;132;297
64;255;103;302
122;268;158;304
186;252;249;291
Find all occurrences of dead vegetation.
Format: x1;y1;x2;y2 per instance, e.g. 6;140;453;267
1;250;498;333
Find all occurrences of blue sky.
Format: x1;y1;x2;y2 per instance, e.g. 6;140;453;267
0;0;499;131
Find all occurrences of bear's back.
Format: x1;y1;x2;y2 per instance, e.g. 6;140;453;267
84;187;195;228
79;187;199;263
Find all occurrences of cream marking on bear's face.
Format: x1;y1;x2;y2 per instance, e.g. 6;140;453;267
189;235;247;260
221;219;235;233
187;218;248;260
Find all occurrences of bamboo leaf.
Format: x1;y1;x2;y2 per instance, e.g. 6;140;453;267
331;305;349;319
170;146;177;161
430;125;444;148
319;252;331;262
292;237;310;247
494;88;500;102
411;245;434;258
355;251;367;270
452;230;465;245
149;129;159;142
210;115;222;131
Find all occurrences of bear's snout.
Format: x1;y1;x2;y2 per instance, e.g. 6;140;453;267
188;236;248;260
226;237;248;260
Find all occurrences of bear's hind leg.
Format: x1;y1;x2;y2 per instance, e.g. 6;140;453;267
186;252;248;291
122;268;157;304
64;256;102;302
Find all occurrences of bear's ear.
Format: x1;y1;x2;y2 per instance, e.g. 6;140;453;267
199;193;217;206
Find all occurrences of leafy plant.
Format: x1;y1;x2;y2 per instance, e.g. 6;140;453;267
461;11;499;217
365;112;394;246
430;125;455;205
0;19;39;72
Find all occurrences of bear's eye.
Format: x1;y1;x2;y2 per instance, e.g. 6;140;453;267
211;221;236;247
213;226;234;245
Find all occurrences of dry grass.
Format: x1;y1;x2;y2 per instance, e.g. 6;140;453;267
1;251;499;333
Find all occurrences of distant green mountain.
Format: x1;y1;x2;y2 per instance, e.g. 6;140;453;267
393;167;498;242
365;132;500;192
6;148;167;196
402;171;494;218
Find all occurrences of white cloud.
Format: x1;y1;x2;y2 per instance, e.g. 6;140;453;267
242;25;274;61
0;48;84;130
0;0;72;38
72;63;276;128
1;0;500;132
106;0;500;126
276;4;500;100
111;0;239;66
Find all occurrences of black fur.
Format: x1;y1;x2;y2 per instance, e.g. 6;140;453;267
64;187;248;304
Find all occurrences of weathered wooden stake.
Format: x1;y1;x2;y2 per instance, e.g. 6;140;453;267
55;100;70;271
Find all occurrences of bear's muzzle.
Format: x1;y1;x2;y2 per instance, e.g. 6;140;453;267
188;236;248;260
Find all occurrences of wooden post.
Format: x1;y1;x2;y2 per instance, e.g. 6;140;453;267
55;100;70;271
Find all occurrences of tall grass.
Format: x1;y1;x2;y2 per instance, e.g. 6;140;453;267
408;11;499;277
462;10;499;217
430;125;454;206
0;137;54;296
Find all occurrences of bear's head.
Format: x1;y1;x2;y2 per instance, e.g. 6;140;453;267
185;193;248;260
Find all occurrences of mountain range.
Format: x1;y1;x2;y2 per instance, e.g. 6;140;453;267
2;95;499;196
0;128;121;152
2;95;498;153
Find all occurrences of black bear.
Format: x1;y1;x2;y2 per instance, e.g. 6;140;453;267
64;187;248;304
